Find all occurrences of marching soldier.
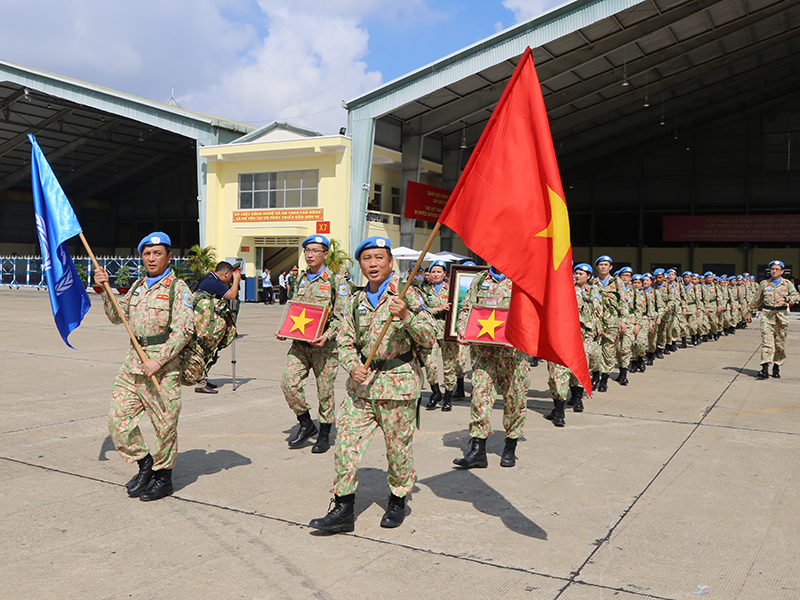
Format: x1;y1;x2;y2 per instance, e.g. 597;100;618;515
593;255;628;392
309;236;435;532
747;260;800;379
278;235;349;454
94;232;194;502
419;260;458;411
453;266;529;468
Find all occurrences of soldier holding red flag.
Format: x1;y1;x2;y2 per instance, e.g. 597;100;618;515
277;234;349;454
453;266;529;469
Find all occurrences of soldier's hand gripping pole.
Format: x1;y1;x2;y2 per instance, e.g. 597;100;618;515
78;233;164;399
362;221;442;368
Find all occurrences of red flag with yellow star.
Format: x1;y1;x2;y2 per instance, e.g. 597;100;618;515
438;46;590;392
277;301;328;342
464;306;510;346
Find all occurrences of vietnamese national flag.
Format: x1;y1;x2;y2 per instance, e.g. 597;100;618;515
438;46;590;393
464;307;510;346
277;301;328;341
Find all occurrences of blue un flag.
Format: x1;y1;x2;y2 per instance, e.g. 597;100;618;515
29;134;91;348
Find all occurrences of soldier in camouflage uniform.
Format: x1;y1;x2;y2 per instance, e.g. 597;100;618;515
419;260;458;411
309;236;435;533
747;260;800;379
278;235;349;454
681;271;701;346
616;267;637;385
653;269;673;357
95;232;194;502
642;273;659;362
453;266;529;468
593;256;628;392
701;271;722;341
629;274;650;372
668;269;689;349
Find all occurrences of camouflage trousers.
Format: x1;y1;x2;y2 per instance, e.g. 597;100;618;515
671;312;688;340
598;325;619;373
760;309;790;366
548;361;571;401
633;320;652;358
656;312;672;348
647;318;658;352
722;309;733;330
331;392;416;498
685;307;700;336
281;341;339;423
422;339;459;389
468;346;528;439
582;331;601;372
616;319;636;367
109;367;182;471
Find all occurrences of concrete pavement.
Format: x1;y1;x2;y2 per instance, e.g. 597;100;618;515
2;288;799;599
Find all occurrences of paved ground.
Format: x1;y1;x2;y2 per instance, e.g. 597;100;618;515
2;287;799;600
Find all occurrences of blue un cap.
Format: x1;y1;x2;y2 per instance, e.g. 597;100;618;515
769;260;785;269
618;266;633;275
653;268;665;276
427;260;447;271
595;255;612;265
644;272;653;279
355;236;391;260
302;234;330;249
574;263;592;274
682;270;692;277
632;274;643;281
138;232;171;254
703;271;714;278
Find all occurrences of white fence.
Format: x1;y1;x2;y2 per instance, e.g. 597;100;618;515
1;256;190;288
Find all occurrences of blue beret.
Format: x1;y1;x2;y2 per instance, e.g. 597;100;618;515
574;263;592;274
736;275;743;280
653;268;665;276
302;235;330;249
632;274;643;281
618;266;633;275
769;260;785;269
681;271;692;277
644;272;653;278
354;236;391;260
728;276;736;281
427;260;447;271
138;232;171;254
750;276;755;280
595;255;612;265
461;260;476;266
666;268;677;274
743;272;750;277
703;271;714;277
693;273;700;278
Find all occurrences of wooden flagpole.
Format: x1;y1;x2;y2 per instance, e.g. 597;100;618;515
363;221;442;368
78;233;164;396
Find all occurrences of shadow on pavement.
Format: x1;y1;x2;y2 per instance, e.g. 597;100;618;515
723;366;759;378
417;469;547;540
98;435;115;461
173;448;252;491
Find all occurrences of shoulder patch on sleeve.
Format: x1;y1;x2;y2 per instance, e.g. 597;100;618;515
183;292;193;308
339;283;349;296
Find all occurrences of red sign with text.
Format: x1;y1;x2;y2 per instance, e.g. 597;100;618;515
316;221;330;234
404;181;451;222
663;214;800;242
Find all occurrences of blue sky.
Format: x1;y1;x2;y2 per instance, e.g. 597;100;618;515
0;0;561;133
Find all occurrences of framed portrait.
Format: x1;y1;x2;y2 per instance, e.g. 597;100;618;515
277;300;329;342
444;264;485;342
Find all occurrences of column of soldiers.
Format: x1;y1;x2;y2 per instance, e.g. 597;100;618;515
96;232;798;532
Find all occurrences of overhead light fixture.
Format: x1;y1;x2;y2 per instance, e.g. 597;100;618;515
460;121;468;149
643;71;649;107
622;47;629;87
660;93;665;125
138;132;144;142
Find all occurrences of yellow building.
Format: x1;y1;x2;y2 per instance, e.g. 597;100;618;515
200;121;472;283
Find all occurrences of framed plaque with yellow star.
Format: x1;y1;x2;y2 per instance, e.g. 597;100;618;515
277;301;329;342
463;305;511;346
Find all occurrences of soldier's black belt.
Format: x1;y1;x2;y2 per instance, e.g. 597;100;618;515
762;305;788;311
434;312;447;320
361;350;414;371
134;330;171;347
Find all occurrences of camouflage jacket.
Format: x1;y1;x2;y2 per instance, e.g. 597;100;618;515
594;275;628;326
339;272;435;400
643;287;659;320
292;266;349;344
419;280;450;338
684;283;700;309
456;270;512;335
620;283;638;321
700;282;719;312
576;283;602;337
748;278;800;312
103;270;194;375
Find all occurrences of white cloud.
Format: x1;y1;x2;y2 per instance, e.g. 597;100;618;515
502;0;565;22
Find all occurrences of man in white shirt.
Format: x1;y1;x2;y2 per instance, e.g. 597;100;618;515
261;268;273;304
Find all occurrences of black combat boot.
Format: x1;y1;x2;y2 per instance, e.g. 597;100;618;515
569;386;584;412
663;346;671;355
655;348;664;359
126;453;154;498
312;423;332;454
529;356;539;367
617;368;629;386
441;389;452;412
591;371;600;391
680;337;688;349
500;437;518;467
756;363;769;380
425;384;443;409
139;469;173;502
597;373;609;393
645;352;654;366
453;437;488;469
453;377;466;399
714;332;720;341
545;400;566;427
288;411;318;449
637;357;646;372
701;334;709;342
729;327;736;335
692;335;699;346
772;364;781;379
627;360;637;373
309;494;355;533
380;494;407;528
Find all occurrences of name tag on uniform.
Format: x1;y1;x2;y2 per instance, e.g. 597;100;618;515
319;284;330;291
156;294;169;300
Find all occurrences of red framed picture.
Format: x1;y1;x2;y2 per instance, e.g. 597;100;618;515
277;301;329;342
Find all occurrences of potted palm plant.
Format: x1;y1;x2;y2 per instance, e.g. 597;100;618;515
75;264;89;289
115;266;132;294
